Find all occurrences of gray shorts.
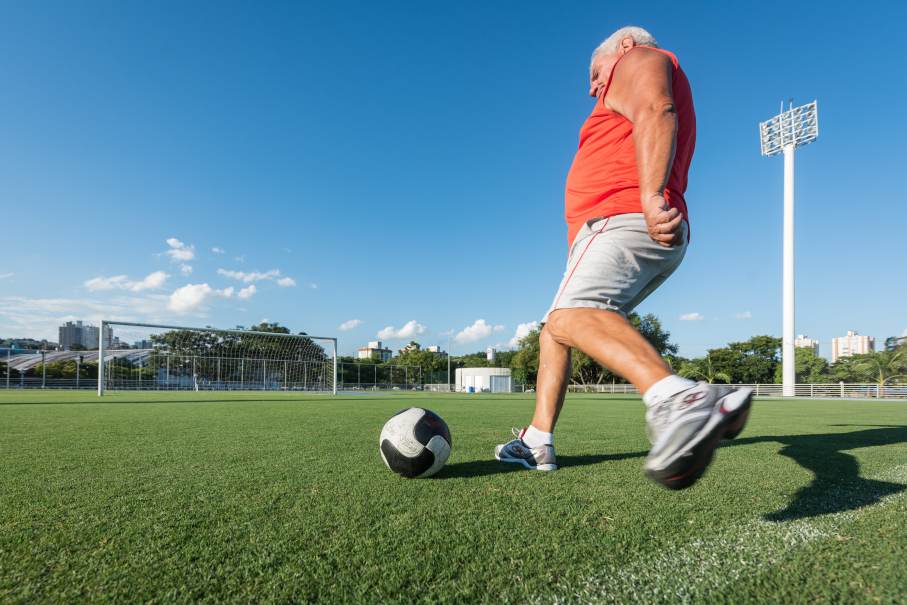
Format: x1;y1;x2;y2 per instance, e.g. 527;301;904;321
542;213;688;323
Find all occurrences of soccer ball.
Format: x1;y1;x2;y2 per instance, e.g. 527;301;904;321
379;408;452;478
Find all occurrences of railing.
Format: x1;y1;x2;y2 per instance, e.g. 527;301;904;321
0;378;334;391
4;378;902;398
567;382;907;398
568;384;642;394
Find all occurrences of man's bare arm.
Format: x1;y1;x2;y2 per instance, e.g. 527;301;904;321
604;49;683;247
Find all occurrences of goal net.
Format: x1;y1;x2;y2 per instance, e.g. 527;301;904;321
97;322;337;395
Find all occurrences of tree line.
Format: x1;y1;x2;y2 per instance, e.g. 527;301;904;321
341;314;907;389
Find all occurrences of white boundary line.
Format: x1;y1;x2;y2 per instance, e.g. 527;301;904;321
539;465;907;604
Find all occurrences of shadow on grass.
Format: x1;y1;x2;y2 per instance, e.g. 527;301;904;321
721;425;907;521
438;451;648;479
440;425;907;521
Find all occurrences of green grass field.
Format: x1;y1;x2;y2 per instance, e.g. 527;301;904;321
1;391;906;604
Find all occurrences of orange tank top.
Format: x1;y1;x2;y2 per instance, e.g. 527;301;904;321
564;47;696;248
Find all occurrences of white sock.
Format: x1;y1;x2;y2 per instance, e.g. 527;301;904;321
643;375;698;408
521;425;553;448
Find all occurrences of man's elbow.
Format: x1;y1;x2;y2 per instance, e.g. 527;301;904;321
642;99;677;119
634;100;677;129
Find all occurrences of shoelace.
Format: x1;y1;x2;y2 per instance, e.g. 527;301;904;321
511;427;523;439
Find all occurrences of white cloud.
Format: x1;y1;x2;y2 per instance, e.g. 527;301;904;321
680;312;704;321
0;295;172;341
83;271;170;292
180;265;193;276
166;283;253;315
132;271;170;291
0;273;12;279
83;275;130;291
212;247;226;253
505;321;540;348
217;269;280;283
339;319;364;331
454;319;505;345
902;327;907;337
439;329;454;336
310;283;317;289
235;256;245;263
735;311;753;319
377;320;429;341
163;238;196;262
217;268;297;288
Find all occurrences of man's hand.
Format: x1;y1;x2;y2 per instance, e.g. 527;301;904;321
642;194;683;247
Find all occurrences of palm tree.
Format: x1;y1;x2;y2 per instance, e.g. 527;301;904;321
852;347;907;397
679;353;732;384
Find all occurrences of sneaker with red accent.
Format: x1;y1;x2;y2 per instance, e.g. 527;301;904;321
643;382;752;490
494;428;557;471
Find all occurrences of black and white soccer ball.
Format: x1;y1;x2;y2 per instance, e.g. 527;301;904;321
379;408;452;478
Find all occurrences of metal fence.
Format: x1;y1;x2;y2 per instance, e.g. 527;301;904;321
567;382;907;398
336;362;422;391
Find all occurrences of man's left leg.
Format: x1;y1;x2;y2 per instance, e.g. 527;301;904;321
493;325;570;471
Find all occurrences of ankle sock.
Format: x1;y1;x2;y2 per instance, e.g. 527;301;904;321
643;375;698;408
521;425;553;448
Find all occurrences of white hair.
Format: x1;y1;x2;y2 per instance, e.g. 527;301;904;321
590;26;658;72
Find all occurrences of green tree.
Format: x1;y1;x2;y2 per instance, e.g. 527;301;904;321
630;313;679;355
772;346;831;384
851;348;907;395
393;344;449;374
706;335;782;384
663;354;690;374
679;354;733;384
511;325;543;386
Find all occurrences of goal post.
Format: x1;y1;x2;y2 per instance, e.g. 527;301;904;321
97;321;337;396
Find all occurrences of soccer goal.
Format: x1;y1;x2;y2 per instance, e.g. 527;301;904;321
97;321;337;395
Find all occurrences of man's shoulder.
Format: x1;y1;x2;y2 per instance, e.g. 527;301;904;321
619;47;675;70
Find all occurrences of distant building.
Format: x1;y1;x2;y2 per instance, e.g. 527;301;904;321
59;321;84;348
487;348;496;361
426;345;448;358
831;330;874;363
108;337;131;350
456;367;512;393
794;335;820;355
135;340;152;349
58;320;113;350
358;341;392;361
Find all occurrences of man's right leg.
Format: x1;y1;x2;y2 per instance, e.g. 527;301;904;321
542;307;751;489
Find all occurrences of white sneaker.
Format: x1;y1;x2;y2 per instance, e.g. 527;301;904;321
494;428;557;471
644;382;752;490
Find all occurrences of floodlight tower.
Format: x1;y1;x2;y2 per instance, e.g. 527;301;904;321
759;100;818;396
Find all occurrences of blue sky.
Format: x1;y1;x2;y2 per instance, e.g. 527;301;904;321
1;0;904;359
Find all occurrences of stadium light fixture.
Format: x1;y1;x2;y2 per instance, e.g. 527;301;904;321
759;100;818;397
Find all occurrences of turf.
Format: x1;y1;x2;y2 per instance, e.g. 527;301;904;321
1;391;905;604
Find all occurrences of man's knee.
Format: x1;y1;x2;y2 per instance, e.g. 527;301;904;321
543;311;573;346
546;307;629;346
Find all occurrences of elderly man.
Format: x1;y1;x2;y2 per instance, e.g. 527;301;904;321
495;27;752;490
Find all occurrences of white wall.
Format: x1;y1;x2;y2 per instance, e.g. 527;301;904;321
455;367;512;392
